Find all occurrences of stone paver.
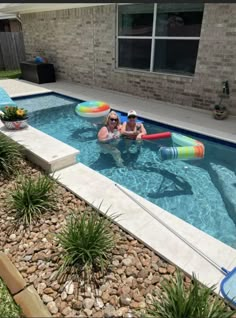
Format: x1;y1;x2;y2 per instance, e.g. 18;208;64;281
0;252;26;295
14;285;51;317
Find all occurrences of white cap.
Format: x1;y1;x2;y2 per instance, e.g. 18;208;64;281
127;110;137;117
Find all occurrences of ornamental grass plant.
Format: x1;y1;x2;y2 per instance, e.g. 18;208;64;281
0;134;23;177
9;174;57;225
145;270;235;318
57;210;116;282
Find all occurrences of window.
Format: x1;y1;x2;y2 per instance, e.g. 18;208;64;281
117;4;204;75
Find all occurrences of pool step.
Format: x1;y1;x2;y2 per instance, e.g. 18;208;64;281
0;123;79;172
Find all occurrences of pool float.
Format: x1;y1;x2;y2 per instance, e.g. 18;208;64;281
75;101;110;118
141;132;171;140
158;132;205;161
0;87;16;107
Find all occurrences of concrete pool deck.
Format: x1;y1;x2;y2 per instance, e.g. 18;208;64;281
1;79;236;295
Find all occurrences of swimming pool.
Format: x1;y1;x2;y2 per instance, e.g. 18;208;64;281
15;93;236;248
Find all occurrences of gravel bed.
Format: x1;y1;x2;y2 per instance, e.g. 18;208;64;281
0;160;220;317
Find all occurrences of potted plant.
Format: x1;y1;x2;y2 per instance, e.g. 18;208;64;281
213;102;229;120
213;80;230;120
0;106;28;130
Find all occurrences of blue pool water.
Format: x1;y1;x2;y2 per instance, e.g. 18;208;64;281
15;93;236;248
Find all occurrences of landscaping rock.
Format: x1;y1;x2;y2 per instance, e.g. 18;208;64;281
167;264;176;274
2;162;231;318
138;269;149;279
9;234;16;241
62;306;73;316
27;265;37;274
42;294;53;303
83;298;95;310
120;294;132;306
37;282;47;295
65;281;74;295
122;257;134;267
158;267;167;274
94;298;104;309
47;301;58;314
61;291;67;300
104;304;116;318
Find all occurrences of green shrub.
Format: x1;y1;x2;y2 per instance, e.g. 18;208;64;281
57;211;116;280
145;271;235;318
0;278;22;318
9;174;57;225
0;134;23;177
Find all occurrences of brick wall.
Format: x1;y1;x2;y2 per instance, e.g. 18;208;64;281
21;4;236;114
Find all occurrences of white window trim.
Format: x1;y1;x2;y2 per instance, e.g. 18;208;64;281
116;3;202;75
118;36;200;40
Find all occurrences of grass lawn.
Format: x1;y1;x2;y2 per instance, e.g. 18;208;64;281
0;278;21;317
0;70;21;79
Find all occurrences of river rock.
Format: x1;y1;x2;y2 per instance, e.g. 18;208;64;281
167;264;176;274
65;281;74;295
37;282;46;295
94;298;104;309
116;307;129;317
62;306;73;316
122;257;134;267
9;234;16;241
159;267;167;274
42;294;53;303
120;294;132;306
61;291;67;300
138;269;149;279
47;301;58;314
104;304;116;318
43;287;54;294
83;298;95;310
151;275;160;284
72;300;82;310
27;265;37;274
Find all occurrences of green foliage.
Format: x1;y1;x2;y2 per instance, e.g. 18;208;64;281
0;134;23;177
57;211;116;280
0;278;21;318
0;106;27;121
145;271;235;318
9;174;57;225
214;104;227;112
0;70;21;79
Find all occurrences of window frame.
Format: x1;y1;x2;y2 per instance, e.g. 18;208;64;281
116;3;203;75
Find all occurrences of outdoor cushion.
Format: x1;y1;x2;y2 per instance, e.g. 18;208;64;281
0;87;16;107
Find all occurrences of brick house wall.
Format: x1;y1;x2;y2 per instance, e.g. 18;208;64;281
21;4;236;114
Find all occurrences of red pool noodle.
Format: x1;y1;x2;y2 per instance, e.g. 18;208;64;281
141;132;172;140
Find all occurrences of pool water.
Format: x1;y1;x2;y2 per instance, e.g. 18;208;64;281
15;94;236;248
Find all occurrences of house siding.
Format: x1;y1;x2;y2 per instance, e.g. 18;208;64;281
21;4;236;114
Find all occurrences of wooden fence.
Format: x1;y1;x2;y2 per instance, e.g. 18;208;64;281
0;32;25;70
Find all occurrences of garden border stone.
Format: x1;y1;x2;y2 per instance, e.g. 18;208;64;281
0;252;51;317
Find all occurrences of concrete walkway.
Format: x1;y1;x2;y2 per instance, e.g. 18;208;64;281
41;79;236;144
1;79;235;142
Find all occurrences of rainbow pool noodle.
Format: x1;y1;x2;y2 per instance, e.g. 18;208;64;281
159;133;205;161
